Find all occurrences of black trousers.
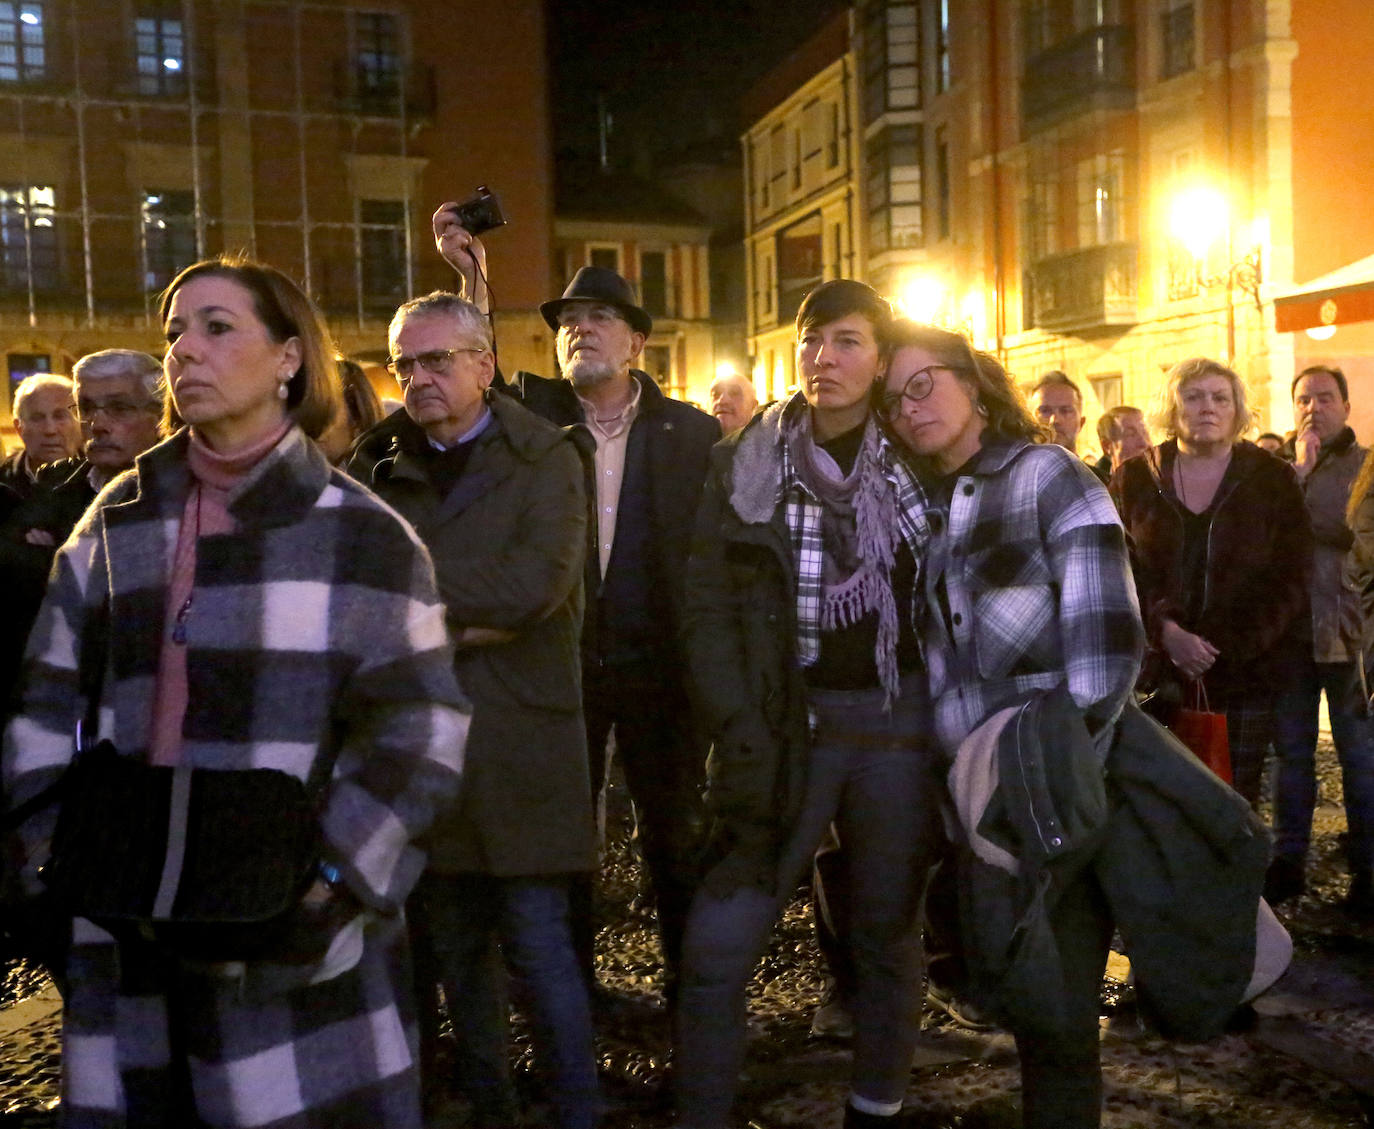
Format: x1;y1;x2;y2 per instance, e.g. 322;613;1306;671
573;661;707;998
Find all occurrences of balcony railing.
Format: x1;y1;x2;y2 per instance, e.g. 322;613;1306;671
1026;241;1138;332
1022;25;1135;133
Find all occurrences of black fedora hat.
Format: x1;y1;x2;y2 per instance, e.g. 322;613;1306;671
540;266;653;337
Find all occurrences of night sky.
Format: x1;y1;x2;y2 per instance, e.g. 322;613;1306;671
548;1;842;165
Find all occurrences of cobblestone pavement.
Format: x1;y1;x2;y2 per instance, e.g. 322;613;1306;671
3;740;1373;1128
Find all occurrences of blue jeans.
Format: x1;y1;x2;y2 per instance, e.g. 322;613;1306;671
1272;659;1374;871
409;872;600;1129
676;678;942;1129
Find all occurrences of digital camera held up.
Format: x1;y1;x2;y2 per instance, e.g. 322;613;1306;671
451;185;507;237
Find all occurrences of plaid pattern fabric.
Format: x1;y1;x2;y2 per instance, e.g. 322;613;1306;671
4;427;468;1127
779;417;930;666
922;440;1144;757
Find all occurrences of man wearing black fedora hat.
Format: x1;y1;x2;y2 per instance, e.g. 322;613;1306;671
433;207;720;1011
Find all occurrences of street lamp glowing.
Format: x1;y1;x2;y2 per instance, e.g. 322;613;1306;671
897;277;946;322
1170;187;1228;260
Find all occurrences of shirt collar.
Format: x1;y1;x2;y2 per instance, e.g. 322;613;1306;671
576;376;642;441
427;405;492;451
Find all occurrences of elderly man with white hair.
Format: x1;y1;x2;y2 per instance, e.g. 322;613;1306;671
708;372;759;435
1;374;81;499
2;352;164;712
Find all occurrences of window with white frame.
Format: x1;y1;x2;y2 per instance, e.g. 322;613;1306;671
0;2;46;84
134;0;185;96
141;189;196;291
640;249;667;317
1075;152;1126;247
0;184;57;290
589;245;620;273
359;198;407;307
351;10;402;111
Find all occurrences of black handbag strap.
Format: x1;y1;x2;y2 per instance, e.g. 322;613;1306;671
1;598;109;834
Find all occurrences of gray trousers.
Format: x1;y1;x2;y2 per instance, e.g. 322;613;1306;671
676;678;943;1128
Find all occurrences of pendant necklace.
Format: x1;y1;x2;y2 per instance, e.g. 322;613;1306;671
171;485;203;645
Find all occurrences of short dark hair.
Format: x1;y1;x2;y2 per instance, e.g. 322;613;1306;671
1028;370;1083;409
1292;364;1349;403
796;279;893;336
1257;431;1284;445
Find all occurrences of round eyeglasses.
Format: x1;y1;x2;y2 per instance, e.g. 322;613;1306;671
879;365;964;420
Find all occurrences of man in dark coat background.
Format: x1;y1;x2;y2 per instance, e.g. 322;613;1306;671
349;291;599;1129
432;206;720;1011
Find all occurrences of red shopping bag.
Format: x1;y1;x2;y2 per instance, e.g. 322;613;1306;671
1170;680;1232;783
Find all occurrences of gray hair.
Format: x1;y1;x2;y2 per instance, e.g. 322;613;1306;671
13;373;74;419
73;349;165;404
1148;357;1255;442
388;291;493;352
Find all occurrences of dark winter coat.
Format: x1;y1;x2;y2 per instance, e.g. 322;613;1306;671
681;398;927;896
511;368;721;669
349;394;597;875
1110;439;1313;697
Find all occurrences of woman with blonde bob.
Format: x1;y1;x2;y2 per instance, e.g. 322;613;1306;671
1111;357;1312;804
878;320;1142;1129
3;255;469;1127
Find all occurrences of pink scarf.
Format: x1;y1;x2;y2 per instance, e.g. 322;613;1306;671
147;423;290;766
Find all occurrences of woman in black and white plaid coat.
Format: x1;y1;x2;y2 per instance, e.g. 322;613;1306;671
879;320;1143;1129
2;257;469;1128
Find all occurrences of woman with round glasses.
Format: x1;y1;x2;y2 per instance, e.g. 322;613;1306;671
878;321;1142;1129
677;280;942;1129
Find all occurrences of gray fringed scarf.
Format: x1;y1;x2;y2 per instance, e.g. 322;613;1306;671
784;410;902;705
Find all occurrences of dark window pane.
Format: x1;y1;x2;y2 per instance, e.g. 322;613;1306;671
640;250;667;317
590;247;619;272
360;199;407;307
1160;4;1194;79
141;188;196;292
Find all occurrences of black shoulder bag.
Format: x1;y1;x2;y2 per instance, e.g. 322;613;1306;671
34;601;339;963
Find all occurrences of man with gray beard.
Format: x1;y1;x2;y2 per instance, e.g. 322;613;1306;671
434;206;719;1015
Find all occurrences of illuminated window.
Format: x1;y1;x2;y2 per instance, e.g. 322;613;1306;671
141;189;196;292
0;185;58;291
866;126;923;253
135;1;185;96
1076;153;1126;247
0;2;45;84
360;199;407;307
353;11;401;111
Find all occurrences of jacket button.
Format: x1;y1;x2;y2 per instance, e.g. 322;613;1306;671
962;483;975;496
1050;836;1063;848
952;613;962;626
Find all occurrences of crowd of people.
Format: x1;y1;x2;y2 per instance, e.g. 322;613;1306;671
0;200;1370;1129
